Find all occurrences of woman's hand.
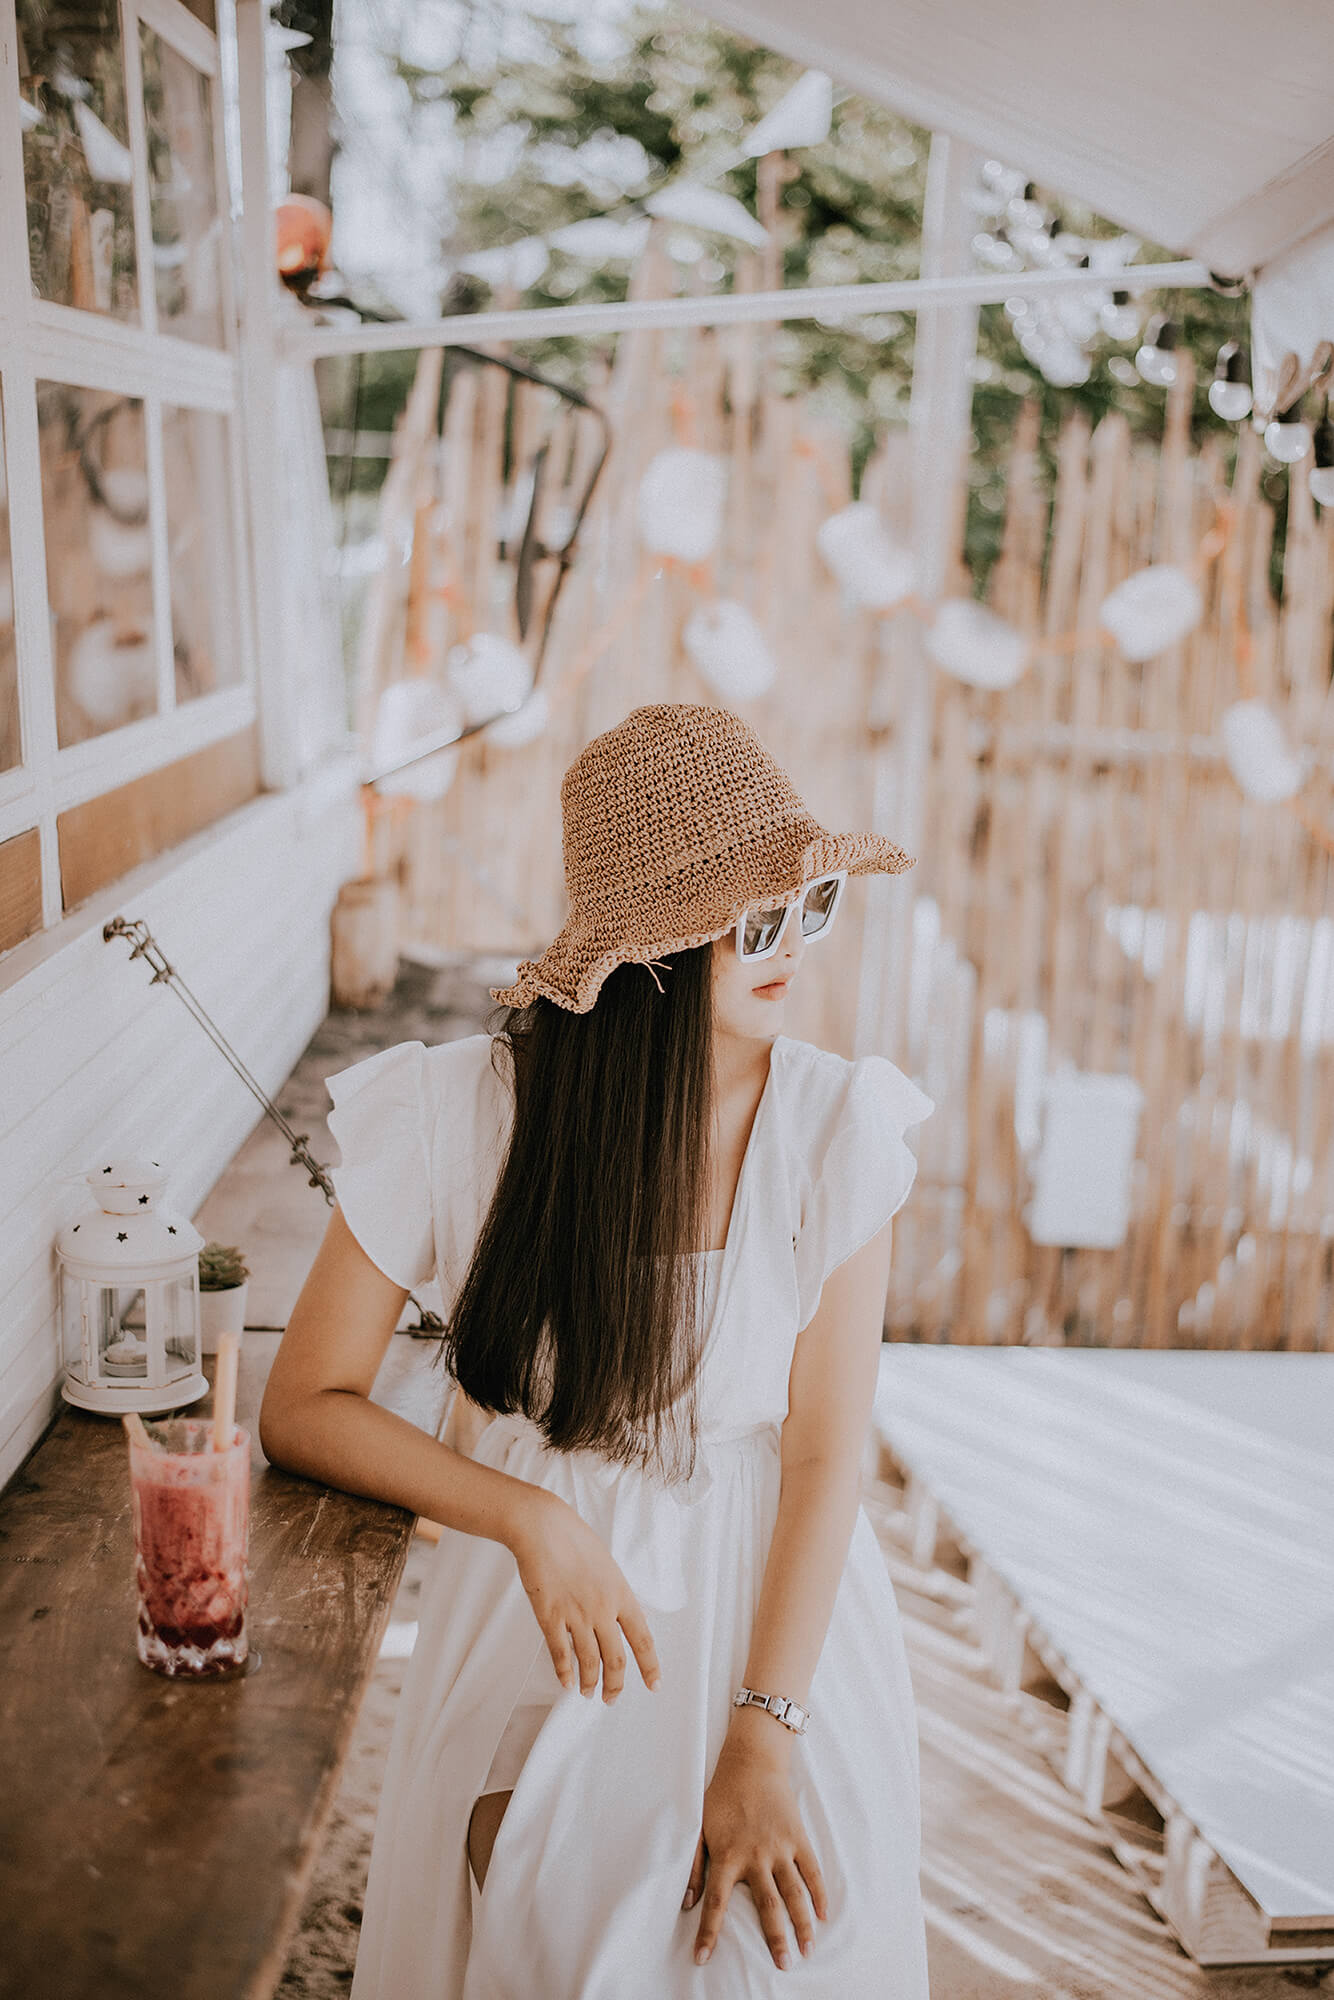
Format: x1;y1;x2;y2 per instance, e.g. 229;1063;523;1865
682;1735;828;1969
508;1486;662;1703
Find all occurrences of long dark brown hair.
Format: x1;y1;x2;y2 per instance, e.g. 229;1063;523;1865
437;941;720;1483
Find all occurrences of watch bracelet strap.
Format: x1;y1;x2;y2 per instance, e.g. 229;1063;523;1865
732;1685;812;1734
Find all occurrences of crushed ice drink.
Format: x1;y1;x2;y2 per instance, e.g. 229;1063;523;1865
129;1418;250;1677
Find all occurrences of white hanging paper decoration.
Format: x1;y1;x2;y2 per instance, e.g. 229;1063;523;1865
73;100;133;184
683;600;777;700
446;632;533;725
460;237;550;291
816;503;916;609
1219;699;1308;802
636;449;727;562
1099;564;1203;661
89;466;151;579
370;679;463;801
925;600;1030;689
642;182;768;250
487;685;550;749
741;71;834;156
67;617;156;726
1025;1070;1144;1248
548;217;652;262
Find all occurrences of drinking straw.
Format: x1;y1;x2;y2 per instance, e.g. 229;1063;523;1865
122;1411;153;1451
212;1332;240;1453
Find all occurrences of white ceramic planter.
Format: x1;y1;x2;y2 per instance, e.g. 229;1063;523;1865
199;1279;249;1354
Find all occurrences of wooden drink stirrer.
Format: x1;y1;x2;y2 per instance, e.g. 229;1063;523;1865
212;1332;240;1452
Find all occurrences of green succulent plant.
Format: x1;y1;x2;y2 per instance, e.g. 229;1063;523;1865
198;1242;250;1291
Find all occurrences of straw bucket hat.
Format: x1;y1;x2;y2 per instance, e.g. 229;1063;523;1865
489;702;916;1015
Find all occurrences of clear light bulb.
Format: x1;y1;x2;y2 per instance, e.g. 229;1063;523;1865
1208;340;1252;422
1006;191;1047;232
1265;409;1312;462
1135;313;1179;387
973;231;1021;272
1057;294;1100;344
1308;419;1334;504
1209;379;1252;421
1099;290;1139;341
1041;344;1091;388
1136;344;1177;387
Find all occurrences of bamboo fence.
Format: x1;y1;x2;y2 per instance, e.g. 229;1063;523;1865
352;253;1334;1351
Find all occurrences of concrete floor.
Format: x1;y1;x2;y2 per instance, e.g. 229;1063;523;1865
194;953;1316;1999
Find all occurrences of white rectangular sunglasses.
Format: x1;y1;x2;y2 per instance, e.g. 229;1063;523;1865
735;870;848;962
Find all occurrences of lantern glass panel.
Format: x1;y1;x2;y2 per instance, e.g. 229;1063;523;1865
60;1268;87;1377
163;1270;199;1367
98;1284;149;1379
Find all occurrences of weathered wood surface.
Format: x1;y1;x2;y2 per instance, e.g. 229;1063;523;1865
0;1331;449;2000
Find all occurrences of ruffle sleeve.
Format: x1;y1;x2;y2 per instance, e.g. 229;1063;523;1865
793;1054;934;1332
324;1040;437;1292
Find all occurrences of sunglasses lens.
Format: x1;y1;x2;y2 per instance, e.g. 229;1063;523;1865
739;876;841;958
801;877;840;934
741;905;787;956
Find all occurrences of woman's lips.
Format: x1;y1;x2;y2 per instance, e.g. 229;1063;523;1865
753;979;788;998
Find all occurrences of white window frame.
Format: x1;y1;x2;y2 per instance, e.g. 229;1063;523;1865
0;0;258;937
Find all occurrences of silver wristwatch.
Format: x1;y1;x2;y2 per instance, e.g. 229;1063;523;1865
732;1686;812;1735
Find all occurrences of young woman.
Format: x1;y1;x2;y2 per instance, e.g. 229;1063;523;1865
260;702;934;1997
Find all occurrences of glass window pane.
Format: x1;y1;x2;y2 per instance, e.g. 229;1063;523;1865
161;403;240;699
37;382;159;747
17;0;140;321
0;387;17;774
140;27;225;347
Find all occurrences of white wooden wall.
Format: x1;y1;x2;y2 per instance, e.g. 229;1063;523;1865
0;757;361;1485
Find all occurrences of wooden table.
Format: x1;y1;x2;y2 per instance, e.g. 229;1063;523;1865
0;1334;448;2000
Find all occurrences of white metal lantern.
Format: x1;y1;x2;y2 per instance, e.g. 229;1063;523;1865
56;1155;207;1415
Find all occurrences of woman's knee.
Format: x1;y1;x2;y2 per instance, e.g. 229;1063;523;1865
467;1789;513;1891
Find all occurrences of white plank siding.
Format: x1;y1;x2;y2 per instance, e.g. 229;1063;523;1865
0;756;362;1484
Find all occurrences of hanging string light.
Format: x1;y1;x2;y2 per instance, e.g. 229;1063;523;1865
1208;341;1253;421
1309;409;1334;506
1264;398;1312;463
1099;290;1140;342
1135;312;1179;387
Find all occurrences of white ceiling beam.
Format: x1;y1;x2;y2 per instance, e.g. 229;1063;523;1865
282;260;1211;362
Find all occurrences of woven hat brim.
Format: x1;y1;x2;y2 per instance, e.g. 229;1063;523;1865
489;827;916;1015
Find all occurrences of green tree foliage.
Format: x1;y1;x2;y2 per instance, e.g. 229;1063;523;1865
332;0;1266;586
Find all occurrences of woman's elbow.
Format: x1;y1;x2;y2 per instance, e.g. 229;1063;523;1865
258;1373;307;1472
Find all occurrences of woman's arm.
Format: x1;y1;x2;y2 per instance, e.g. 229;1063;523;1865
682;1215;896;1966
725;1213;896;1771
260;1203;540;1543
259;1205;661;1697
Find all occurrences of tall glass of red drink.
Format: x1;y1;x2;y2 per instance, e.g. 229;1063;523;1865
128;1417;250;1677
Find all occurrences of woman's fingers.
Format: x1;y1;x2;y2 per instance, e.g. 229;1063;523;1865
594;1618;626;1703
543;1619;576;1692
682;1832;706;1911
748;1875;798;1970
618;1601;661;1691
773;1856;817;1958
568;1618;602;1696
795;1838;828;1923
693;1860;740;1965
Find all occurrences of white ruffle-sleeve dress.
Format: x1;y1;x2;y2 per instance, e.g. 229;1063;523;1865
325;1030;934;2000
